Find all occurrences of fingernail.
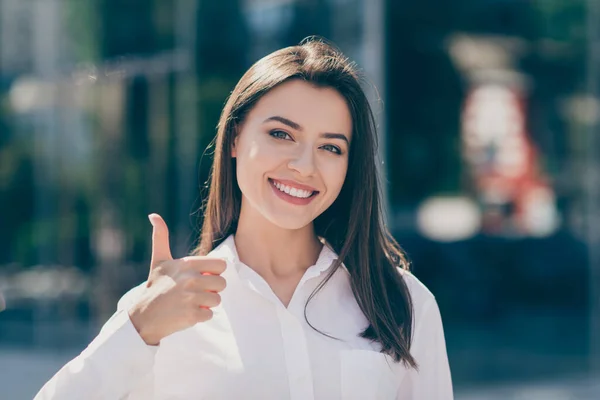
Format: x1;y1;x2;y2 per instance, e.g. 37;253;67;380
148;214;155;226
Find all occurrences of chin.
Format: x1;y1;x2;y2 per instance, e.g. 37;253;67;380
265;211;315;231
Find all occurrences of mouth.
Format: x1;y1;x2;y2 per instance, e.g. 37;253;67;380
268;178;319;205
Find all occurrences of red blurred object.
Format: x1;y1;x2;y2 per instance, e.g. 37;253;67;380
461;84;557;236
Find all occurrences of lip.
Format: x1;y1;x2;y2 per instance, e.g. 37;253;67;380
269;178;319;193
268;178;319;206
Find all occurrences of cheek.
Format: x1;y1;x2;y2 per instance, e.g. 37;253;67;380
322;160;348;197
238;139;261;162
235;138;280;189
236;142;259;189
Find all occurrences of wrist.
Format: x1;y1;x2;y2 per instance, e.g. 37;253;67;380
127;307;160;346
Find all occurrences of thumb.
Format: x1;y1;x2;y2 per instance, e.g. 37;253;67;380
148;213;173;269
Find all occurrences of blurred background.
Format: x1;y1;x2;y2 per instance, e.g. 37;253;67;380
1;0;599;398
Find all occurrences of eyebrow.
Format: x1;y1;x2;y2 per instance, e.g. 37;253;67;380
263;115;350;144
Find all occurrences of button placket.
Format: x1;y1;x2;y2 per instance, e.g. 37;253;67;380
277;306;315;400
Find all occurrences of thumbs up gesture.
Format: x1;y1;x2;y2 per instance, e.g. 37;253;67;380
128;214;227;345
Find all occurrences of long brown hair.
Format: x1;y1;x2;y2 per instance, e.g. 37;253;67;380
193;37;416;368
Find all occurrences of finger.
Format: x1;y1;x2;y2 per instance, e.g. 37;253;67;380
195;291;222;308
183;273;227;293
195;307;213;322
200;274;227;292
180;257;227;275
148;213;173;269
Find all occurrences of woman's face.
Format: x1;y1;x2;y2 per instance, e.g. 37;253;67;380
232;79;353;230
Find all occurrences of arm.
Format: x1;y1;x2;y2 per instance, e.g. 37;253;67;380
34;212;227;400
397;298;454;400
34;285;158;400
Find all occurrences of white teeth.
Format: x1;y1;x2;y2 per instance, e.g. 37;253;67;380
272;180;314;199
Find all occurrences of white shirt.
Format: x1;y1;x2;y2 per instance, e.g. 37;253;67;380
35;235;453;399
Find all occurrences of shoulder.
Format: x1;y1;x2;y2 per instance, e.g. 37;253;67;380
397;267;435;307
396;267;440;329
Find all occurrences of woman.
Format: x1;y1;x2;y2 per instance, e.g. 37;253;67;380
36;38;453;399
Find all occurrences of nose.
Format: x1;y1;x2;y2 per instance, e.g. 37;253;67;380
288;145;316;177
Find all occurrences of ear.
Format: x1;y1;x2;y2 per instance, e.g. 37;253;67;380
231;125;239;158
231;135;238;158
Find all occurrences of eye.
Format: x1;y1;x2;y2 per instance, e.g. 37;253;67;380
269;130;292;140
321;144;342;155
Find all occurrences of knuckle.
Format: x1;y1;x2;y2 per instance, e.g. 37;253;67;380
183;308;198;325
179;257;193;269
180;276;197;290
181;291;197;306
187;292;200;307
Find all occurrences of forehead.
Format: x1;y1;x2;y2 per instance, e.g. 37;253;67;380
245;79;353;138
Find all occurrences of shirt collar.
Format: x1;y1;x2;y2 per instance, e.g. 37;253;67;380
210;234;341;279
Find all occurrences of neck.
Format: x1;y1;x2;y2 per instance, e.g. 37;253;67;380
234;205;323;280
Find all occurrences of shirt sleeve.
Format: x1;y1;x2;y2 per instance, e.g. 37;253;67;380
397;297;454;400
34;284;158;400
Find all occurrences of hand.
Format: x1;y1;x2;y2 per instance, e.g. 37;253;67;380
128;213;227;345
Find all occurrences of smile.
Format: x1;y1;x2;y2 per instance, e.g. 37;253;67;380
268;178;319;205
